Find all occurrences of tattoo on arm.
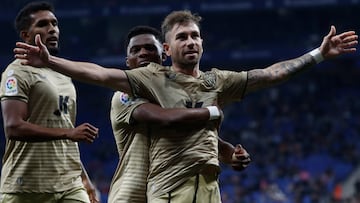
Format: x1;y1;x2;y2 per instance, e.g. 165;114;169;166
246;53;315;94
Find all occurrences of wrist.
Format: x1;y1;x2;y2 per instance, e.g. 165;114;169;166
206;106;221;120
309;48;324;64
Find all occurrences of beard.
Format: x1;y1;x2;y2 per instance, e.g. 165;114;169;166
48;46;60;56
176;55;200;69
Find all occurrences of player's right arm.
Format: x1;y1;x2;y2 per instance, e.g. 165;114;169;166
132;103;218;127
14;34;132;94
1;99;98;142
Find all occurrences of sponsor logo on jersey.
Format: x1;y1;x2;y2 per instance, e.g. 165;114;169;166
119;92;132;105
5;77;18;95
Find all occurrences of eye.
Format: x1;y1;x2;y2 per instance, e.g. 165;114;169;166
192;33;200;39
144;45;157;52
130;47;141;54
52;20;58;26
37;20;47;27
176;34;187;41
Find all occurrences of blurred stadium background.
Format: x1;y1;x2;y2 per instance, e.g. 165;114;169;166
1;0;360;202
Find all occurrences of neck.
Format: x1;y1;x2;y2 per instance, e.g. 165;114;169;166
172;63;200;78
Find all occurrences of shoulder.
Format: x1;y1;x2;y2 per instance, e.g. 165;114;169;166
112;91;147;106
112;91;133;106
205;67;247;78
3;59;44;77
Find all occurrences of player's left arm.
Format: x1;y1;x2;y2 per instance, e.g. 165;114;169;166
218;137;251;171
245;26;357;95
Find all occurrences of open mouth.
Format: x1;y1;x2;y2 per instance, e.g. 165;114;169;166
184;51;198;56
139;61;150;67
46;37;58;46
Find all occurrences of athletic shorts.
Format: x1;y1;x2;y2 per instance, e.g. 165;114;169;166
148;172;221;203
0;186;90;203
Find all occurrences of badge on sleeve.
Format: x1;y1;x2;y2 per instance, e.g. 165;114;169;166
5;76;18;96
119;92;132;106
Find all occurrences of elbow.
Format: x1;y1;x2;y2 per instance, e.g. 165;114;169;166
4;121;24;140
5;125;19;140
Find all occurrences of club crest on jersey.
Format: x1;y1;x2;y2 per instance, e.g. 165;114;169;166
5;76;18;96
119;92;132;105
203;72;217;88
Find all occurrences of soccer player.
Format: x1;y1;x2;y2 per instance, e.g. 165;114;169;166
108;25;250;203
14;10;357;203
0;2;99;203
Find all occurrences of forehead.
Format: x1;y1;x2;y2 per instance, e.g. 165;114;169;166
170;22;200;36
128;34;159;47
30;10;57;24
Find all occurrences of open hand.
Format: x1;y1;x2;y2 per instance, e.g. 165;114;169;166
320;25;358;59
14;34;50;67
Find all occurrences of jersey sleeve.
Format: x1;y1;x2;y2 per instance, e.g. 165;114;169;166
213;68;248;104
0;61;32;103
110;91;149;127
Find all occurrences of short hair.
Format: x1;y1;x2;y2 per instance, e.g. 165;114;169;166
125;25;162;52
14;1;54;35
161;10;202;42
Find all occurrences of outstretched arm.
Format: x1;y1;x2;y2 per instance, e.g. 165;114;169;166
14;34;132;93
245;25;358;95
1;99;98;143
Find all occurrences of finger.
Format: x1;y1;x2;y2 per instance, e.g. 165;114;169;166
235;144;243;149
85;125;99;137
341;41;358;49
326;25;336;39
35;34;46;49
342;35;358;44
85;123;99;133
234;153;248;158
338;31;357;40
14;54;28;59
86;137;95;143
13;48;28;55
340;47;357;53
15;42;35;49
233;157;251;165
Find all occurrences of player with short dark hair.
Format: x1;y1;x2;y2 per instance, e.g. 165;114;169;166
0;2;99;203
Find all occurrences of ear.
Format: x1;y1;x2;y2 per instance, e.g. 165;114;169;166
20;30;29;42
125;57;130;67
163;43;171;56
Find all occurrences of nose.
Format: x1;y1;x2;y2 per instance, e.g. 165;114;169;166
138;47;150;57
186;37;195;48
48;23;56;34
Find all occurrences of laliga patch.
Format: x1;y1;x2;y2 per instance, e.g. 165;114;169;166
119;92;132;106
5;77;18;96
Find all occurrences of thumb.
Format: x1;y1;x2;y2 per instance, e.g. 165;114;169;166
327;25;336;38
234;144;244;153
35;34;46;49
